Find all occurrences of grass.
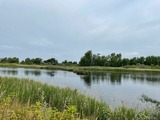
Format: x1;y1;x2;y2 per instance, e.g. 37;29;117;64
0;94;83;120
0;77;109;119
0;77;154;120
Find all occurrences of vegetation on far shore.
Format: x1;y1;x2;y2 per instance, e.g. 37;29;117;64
1;50;160;76
1;77;160;120
1;50;160;67
1;63;160;76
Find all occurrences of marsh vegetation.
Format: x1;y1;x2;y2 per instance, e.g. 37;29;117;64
1;77;158;120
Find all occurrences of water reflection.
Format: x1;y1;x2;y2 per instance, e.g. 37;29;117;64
0;69;18;75
110;73;121;85
122;72;160;85
81;72;160;86
46;71;55;77
81;72;122;86
24;70;41;76
81;75;91;86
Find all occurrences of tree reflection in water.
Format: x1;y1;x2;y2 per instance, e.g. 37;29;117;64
0;70;18;75
81;72;122;86
81;72;160;87
46;71;55;77
24;70;41;76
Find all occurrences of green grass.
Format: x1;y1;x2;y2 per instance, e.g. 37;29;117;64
0;77;108;119
0;77;153;120
0;94;84;120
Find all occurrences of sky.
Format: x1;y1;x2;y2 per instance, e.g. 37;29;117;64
0;0;160;62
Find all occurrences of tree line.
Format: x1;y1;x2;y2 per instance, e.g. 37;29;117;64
79;50;160;67
0;57;77;65
1;50;160;67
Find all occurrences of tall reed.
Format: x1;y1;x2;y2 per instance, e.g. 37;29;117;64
0;77;150;119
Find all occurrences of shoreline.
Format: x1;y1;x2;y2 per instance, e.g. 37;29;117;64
0;63;160;75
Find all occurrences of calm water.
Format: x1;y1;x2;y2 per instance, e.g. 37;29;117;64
0;67;160;108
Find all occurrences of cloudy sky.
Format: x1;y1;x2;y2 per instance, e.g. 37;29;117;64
0;0;160;62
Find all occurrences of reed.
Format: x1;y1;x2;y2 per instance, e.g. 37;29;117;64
0;77;151;119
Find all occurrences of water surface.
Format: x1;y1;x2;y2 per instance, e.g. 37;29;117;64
0;67;160;108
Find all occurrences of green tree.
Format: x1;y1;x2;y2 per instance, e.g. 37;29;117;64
44;58;58;65
9;57;19;63
109;53;122;67
0;57;8;63
24;58;32;64
122;58;130;66
129;57;137;65
144;56;151;65
0;57;19;63
137;56;145;65
92;54;109;66
32;58;43;65
79;50;93;66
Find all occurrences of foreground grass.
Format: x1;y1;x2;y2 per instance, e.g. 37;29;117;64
0;97;82;120
0;77;154;120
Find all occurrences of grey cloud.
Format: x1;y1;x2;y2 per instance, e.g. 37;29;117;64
0;0;160;61
0;45;14;49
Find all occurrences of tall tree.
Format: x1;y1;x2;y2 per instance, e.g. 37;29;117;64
32;58;43;64
24;58;32;64
109;53;122;67
79;50;93;66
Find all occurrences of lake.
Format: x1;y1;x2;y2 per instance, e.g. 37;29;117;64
0;67;160;108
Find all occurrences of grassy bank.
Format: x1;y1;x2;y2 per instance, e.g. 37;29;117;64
0;77;153;120
1;63;160;75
